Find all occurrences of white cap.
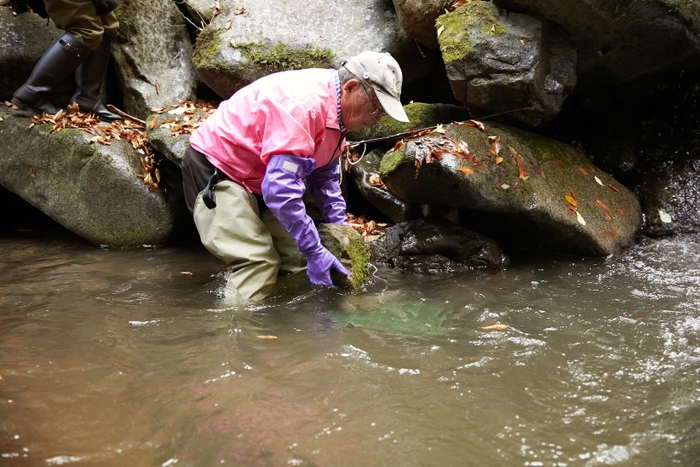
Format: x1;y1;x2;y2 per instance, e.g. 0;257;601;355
343;51;410;123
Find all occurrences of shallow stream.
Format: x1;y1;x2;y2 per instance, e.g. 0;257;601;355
1;229;699;466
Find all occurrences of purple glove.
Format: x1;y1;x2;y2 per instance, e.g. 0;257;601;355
305;158;348;225
262;155;348;287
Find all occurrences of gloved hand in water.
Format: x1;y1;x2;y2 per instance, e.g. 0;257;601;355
262;154;348;287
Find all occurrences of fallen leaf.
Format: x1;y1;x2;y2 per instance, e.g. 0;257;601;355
30;167;35;178
608;184;619;193
180;271;193;276
4;101;19;110
568;187;578;202
488;135;502;154
434;123;446;134
495;156;503;164
576;211;586;225
257;335;278;340
604;212;613;221
149;117;157;130
616;209;628;216
368;173;385;188
0;116;4;122
230;39;237;47
520;39;525;46
471;120;485;131
437;25;445;38
234;6;246;14
501;183;510;190
155;80;161;95
594;175;603;186
481;324;509;331
565;195;577;208
225;19;232;30
459;167;474;175
578;167;589;176
594;198;612;211
491;23;496;33
659;209;672;223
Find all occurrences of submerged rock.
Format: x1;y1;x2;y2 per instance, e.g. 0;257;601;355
378;120;642;256
370;218;508;272
0;111;187;247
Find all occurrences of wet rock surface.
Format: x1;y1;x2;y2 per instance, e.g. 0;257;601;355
378;120;642;256
0;110;187;247
369;218;508;272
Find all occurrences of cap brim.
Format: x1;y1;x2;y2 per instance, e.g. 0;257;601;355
375;89;410;123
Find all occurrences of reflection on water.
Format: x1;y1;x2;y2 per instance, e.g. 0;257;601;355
1;230;699;466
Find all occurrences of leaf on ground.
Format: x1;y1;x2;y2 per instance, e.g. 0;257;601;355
149;117;157;129
616;209;628;216
471;120;485;131
234;7;246;15
257;335;278;340
659;209;672;223
604;212;613;221
434;123;446;134
488;135;502;154
568;187;578;202
180;271;193;276
594;175;604;186
565;195;577;208
576;211;586;225
578;167;589;176
437;25;445;37
459;167;474;175
594;198;612;211
495;156;503;164
481;324;509;331
225;19;232;30
608;184;620;193
155;80;161;95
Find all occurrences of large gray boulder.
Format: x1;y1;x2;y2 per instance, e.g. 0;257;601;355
111;0;198;118
0;110;187;247
391;0;452;48
492;0;700;85
0;7;72;104
436;1;577;127
378;120;643;256
192;0;434;99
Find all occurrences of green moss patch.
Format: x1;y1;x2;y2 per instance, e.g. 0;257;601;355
237;42;335;75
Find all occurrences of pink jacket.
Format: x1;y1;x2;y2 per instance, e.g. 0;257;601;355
189;68;346;195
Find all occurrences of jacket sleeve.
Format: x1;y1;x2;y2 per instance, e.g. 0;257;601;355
305;159;348;225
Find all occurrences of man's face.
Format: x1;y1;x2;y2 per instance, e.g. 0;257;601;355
340;79;386;132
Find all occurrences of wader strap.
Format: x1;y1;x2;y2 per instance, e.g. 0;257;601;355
202;169;220;210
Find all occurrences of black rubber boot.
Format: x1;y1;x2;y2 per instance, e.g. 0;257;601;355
71;35;121;122
12;32;90;116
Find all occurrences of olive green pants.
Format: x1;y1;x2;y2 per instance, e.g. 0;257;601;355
45;0;119;50
192;181;306;301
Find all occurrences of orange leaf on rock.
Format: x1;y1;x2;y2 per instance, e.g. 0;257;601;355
604;212;613;221
459;167;474;175
578;167;589;176
594;198;612;211
495;156;503;164
608;184;620;193
565;195;577;208
616;208;628;216
149;117;157;129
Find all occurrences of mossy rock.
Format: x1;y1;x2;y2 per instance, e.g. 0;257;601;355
318;223;370;291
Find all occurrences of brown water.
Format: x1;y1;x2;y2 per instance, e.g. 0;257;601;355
1;229;699;467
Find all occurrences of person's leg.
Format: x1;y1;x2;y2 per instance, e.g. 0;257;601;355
260;208;307;276
193;181;281;301
11;32;90;115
